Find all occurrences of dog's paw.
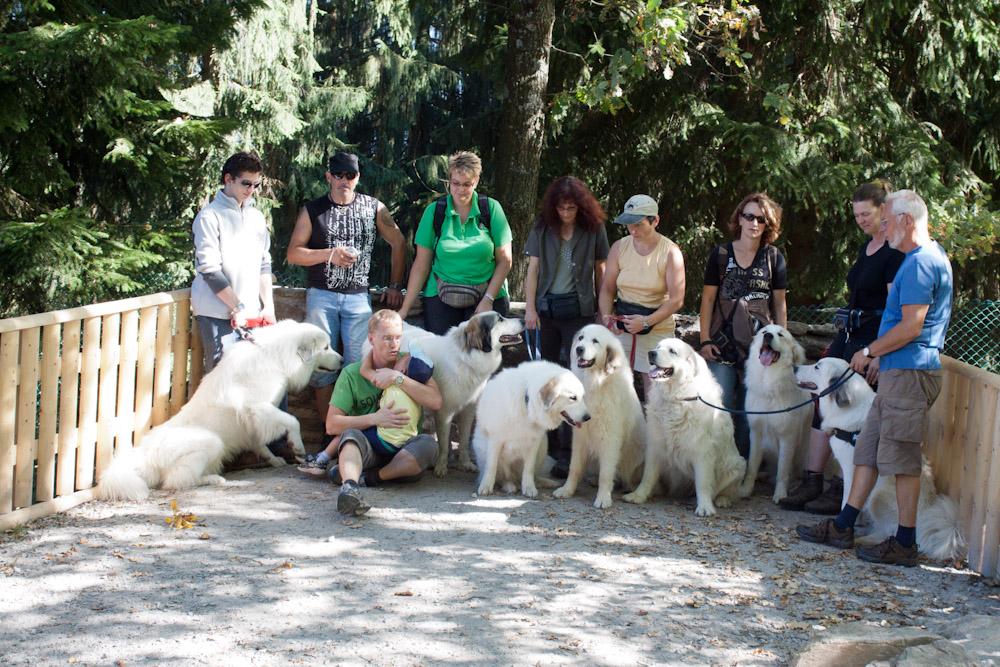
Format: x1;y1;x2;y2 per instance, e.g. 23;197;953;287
738;481;754;498
201;474;226;486
695;503;717;517
433;464;449;478
268;456;287;468
552;485;574;499
458;459;479;473
477;483;494;497
502;481;519;494
715;495;733;509
594;493;613;509
522;485;538;499
622;492;647;505
771;488;787;504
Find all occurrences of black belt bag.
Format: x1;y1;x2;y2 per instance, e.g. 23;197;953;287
614;300;657;335
539;293;581;319
833;308;882;333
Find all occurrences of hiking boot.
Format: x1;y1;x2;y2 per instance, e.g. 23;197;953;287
796;517;855;548
778;471;824;511
337;482;370;517
804;476;844;515
855;536;919;567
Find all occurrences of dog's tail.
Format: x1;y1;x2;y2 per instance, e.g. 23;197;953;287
918;493;967;561
97;449;153;502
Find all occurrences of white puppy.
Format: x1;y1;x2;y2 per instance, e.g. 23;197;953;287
795;357;966;561
366;312;525;477
474;360;590;498
624;338;746;516
553;324;645;509
98;321;342;501
741;324;811;502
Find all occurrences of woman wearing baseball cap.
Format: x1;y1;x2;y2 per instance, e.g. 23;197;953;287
598;194;686;397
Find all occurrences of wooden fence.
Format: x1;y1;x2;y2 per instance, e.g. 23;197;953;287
1;293;999;577
0;290;202;529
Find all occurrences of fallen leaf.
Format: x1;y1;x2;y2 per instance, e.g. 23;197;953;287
394;591;414;597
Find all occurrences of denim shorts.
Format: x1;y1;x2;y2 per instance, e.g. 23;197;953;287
306;288;372;387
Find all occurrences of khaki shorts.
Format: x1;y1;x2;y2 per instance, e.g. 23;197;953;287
853;368;942;477
338;428;437;471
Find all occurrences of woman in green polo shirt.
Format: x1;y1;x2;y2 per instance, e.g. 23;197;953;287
397;151;513;335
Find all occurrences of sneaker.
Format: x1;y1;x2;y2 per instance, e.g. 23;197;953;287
796;517;855;548
855;536;919;567
804;476;844;515
327;464;342;485
337;482;370;517
778;471;824;511
297;457;328;477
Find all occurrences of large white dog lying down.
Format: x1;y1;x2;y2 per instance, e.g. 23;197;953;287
98;321;342;501
741;324;811;503
795;357;966;561
624;338;746;516
553;324;645;509
474;360;590;498
369;312;525;477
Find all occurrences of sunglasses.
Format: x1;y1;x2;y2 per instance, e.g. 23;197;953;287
740;212;767;224
332;172;358;180
237;179;262;189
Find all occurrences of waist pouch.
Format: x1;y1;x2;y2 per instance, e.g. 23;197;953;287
540;293;581;319
435;276;488;309
615;299;657;335
833;308;882;333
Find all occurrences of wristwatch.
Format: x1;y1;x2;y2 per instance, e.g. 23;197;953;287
231;302;245;315
394;373;405;386
862;346;873;358
389;283;405;291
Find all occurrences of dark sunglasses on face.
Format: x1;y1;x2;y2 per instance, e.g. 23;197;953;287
740;212;766;225
333;172;358;180
240;179;263;189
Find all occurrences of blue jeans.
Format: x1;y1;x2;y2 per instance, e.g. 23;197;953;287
707;360;750;458
194;315;242;374
306;288;372;387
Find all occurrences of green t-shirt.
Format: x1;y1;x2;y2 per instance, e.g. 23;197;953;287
414;194;513;298
330;361;381;417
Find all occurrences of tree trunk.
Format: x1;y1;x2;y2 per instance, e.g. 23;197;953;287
492;0;555;301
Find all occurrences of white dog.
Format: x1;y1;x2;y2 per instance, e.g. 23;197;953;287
624;338;746;516
98;321;342;501
553;324;645;509
795;357;966;561
386;312;525;477
741;324;812;502
474;360;590;498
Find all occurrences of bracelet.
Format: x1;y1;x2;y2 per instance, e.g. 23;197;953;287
698;340;713;349
389;283;405;291
482;293;495;302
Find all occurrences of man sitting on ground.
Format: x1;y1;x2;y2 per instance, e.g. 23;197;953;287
323;309;441;516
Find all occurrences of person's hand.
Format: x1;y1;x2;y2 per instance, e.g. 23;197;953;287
622;314;647;334
329;246;359;267
865;355;880;386
474;298;492;315
381;287;403;309
699;342;719;362
525;308;539;331
374;400;409;428
371;368;402;390
230;310;248;328
849;349;871;375
259;305;276;325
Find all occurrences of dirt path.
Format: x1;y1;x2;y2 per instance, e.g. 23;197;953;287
2;462;997;666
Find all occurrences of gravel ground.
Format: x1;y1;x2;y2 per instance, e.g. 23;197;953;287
2;464;998;666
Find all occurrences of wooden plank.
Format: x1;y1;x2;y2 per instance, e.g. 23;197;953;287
56;321;81;497
170;300;191;416
0;331;20;514
948;374;971;499
189;316;204;397
75;317;101;489
0;289;191;334
979;408;1000;578
967;383;997;574
35;323;61;502
133;306;156;446
942;354;1000;390
114;310;139;455
14;328;40;509
928;368;956;495
151;303;172;428
94;313;120;480
0;489;97;531
959;375;982;531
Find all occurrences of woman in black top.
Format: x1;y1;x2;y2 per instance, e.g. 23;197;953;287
779;180;905;514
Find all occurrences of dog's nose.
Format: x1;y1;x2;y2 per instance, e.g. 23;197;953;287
763;332;773;343
576;346;584;356
581;411;592;423
647;351;656;363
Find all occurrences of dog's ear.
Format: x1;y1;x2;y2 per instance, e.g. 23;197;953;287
791;340;808;366
831;373;862;409
463;315;493;353
539;377;560;410
603;338;624;375
689;344;709;377
297;341;316;364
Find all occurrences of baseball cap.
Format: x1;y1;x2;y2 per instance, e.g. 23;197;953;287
614;194;659;225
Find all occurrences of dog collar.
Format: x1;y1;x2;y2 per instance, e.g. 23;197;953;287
833;428;860;447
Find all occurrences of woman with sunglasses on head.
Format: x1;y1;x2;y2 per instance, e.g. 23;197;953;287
698;192;787;458
778;180;904;515
398;151;513;335
523;176;610;476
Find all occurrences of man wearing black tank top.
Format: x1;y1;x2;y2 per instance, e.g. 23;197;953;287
287;152;406;421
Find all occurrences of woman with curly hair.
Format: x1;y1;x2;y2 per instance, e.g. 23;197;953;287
523;176;610;476
698;192;788;457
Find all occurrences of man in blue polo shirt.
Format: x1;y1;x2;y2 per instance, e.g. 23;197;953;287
797;189;953;566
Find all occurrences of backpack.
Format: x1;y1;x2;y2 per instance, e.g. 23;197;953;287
432;193;492;251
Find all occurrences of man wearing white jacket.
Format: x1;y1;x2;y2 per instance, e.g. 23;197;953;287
191;151;276;372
